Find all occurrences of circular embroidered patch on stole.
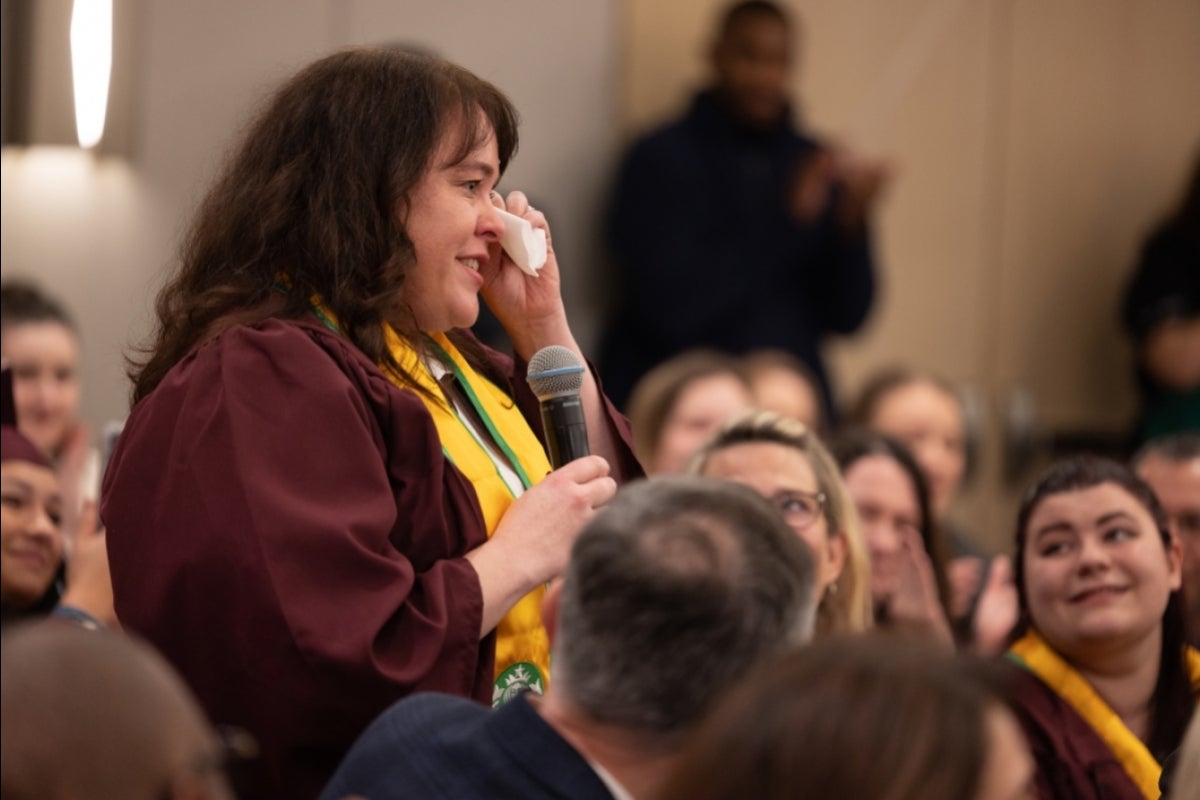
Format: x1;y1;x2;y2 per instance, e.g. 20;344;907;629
493;661;546;707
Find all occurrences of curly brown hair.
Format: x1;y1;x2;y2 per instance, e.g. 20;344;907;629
130;48;519;403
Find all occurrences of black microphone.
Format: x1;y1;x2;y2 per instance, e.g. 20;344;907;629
526;346;589;469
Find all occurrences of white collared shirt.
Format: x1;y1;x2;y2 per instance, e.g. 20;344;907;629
589;761;636;800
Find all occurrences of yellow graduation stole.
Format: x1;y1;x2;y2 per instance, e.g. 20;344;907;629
382;328;554;705
306;295;553;705
1008;629;1200;799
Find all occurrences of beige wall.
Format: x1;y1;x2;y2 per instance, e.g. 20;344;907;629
621;0;1200;549
1;0;620;433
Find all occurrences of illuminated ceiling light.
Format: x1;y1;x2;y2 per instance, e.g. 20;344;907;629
69;0;112;149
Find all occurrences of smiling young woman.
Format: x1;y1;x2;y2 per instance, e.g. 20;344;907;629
1005;455;1198;799
1;451;65;622
1;366;113;632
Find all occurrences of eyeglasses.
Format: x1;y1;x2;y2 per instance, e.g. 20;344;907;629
770;489;826;530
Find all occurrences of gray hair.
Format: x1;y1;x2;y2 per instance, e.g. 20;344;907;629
552;475;816;735
1132;432;1200;469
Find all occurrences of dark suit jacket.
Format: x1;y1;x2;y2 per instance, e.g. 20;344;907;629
320;691;617;800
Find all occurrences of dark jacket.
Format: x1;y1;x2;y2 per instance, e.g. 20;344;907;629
321;691;616;800
600;89;876;417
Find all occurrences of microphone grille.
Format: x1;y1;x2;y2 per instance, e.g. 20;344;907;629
527;346;586;399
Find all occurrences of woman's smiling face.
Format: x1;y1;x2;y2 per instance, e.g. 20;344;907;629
402;115;505;333
1021;481;1181;659
1;460;64;612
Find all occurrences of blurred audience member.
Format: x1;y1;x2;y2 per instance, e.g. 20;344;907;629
658;634;1035;800
627;349;753;474
0;622;237;800
0;281;83;461
0;280;99;502
847;367;974;548
846;367;1020;648
1133;433;1200;647
1;367;113;630
832;429;953;645
599;0;887;418
1121;150;1200;444
832;429;1017;653
1005;456;1196;799
742;347;824;433
321;475;816;800
690;410;872;634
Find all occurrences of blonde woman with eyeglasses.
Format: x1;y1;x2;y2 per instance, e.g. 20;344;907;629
689;410;872;634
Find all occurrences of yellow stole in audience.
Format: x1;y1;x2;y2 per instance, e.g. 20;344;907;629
383;329;553;703
1008;629;1200;799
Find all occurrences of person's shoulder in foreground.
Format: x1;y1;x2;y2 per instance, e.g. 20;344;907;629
320;691;613;800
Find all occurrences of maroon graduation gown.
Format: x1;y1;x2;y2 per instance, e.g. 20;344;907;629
1006;662;1148;799
101;318;638;798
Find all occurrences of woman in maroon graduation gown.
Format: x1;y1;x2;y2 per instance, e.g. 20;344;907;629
101;49;639;798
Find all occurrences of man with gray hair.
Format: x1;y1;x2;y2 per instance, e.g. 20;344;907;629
321;475;816;800
1133;433;1200;647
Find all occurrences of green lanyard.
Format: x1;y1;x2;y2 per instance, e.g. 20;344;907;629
291;289;534;493
273;281;341;334
425;336;535;492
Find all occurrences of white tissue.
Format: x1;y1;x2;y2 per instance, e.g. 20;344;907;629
496;208;548;277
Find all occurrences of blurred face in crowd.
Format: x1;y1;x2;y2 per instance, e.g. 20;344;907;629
1;321;81;456
841;453;923;606
712;11;792;128
974;703;1036;800
0;459;64;611
403;115;505;333
748;366;821;432
1136;452;1200;625
700;440;846;599
869;380;965;519
1021;482;1180;661
652;373;753;475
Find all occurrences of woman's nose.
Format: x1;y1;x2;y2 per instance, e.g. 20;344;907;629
478;195;504;240
28;506;59;540
866;523;901;556
1076;536;1112;572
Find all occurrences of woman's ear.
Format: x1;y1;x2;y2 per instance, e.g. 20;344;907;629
827;528;848;581
1167;536;1183;592
541;578;564;645
394;195;411;228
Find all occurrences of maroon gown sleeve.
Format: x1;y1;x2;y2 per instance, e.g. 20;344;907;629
101;319;493;799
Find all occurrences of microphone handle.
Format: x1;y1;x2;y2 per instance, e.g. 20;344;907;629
539;394;590;469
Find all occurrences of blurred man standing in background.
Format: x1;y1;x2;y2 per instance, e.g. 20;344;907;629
600;0;890;421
